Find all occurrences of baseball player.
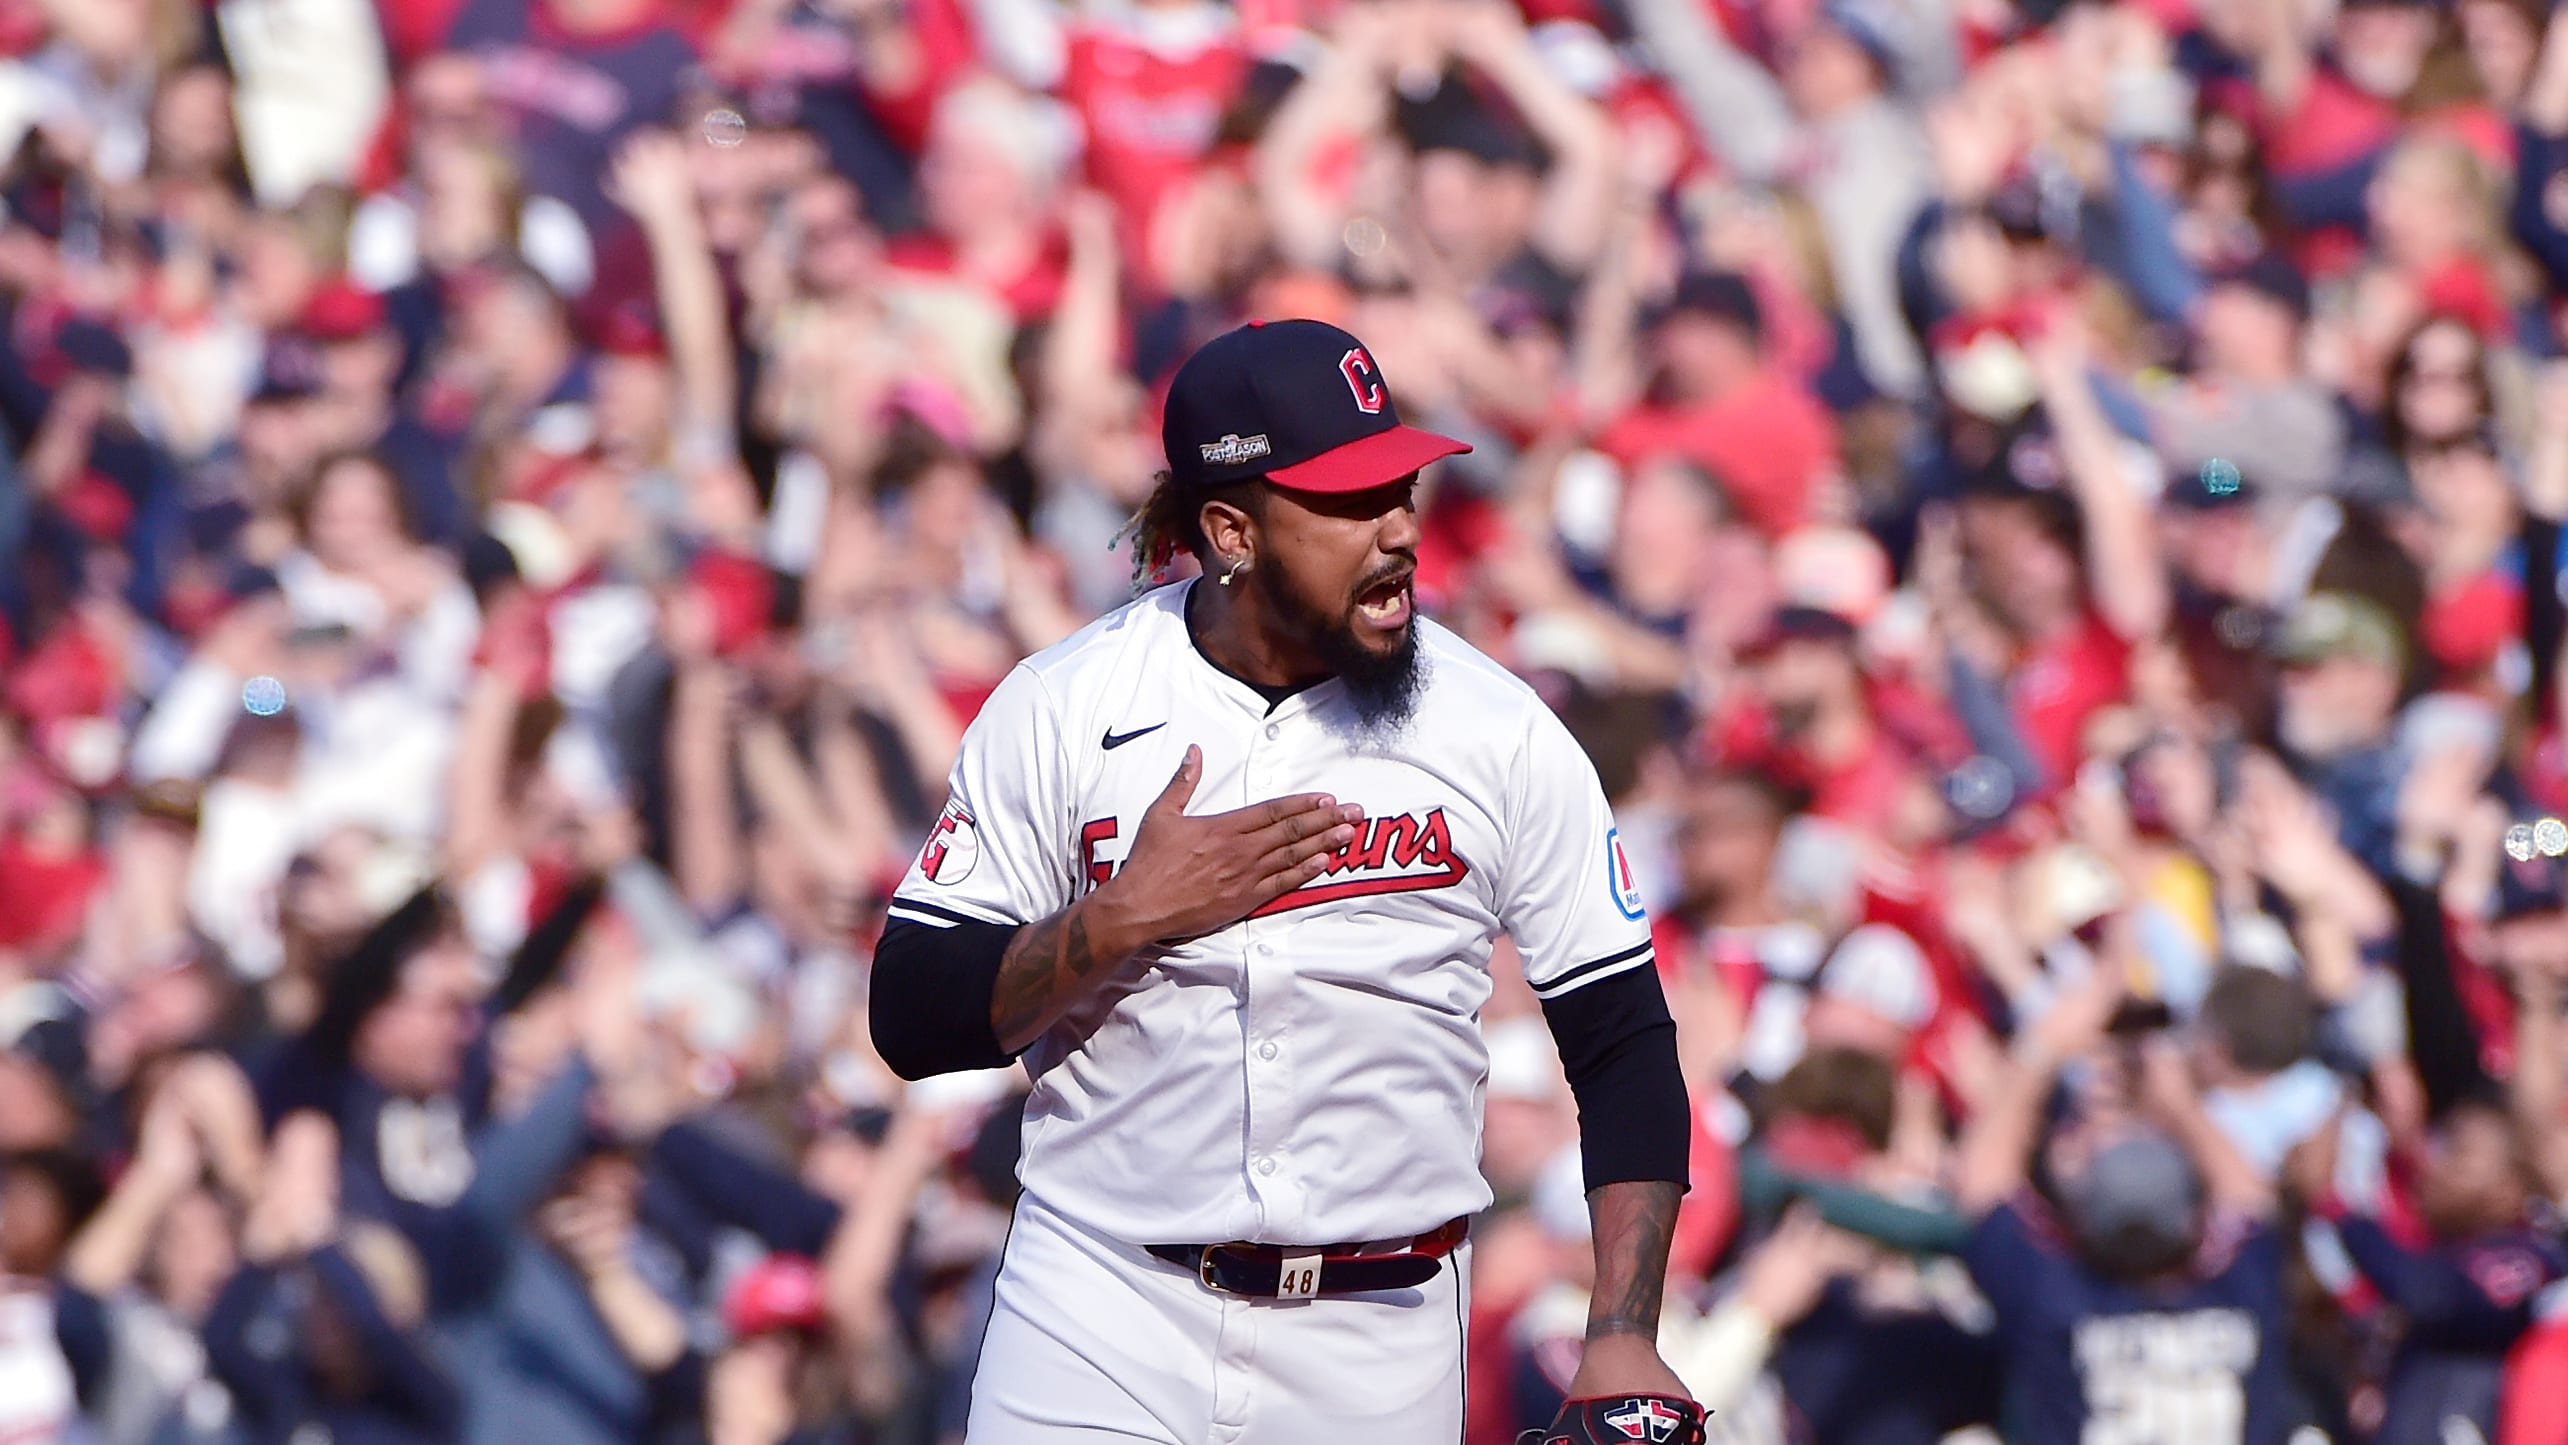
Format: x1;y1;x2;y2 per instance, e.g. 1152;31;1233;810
870;319;1702;1445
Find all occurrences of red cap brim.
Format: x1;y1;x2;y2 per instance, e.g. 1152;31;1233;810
1265;424;1470;493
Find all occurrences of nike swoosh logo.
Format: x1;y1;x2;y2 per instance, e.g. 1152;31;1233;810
1101;723;1167;751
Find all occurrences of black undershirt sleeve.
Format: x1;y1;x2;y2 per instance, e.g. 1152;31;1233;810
870;911;1019;1080
1536;964;1691;1193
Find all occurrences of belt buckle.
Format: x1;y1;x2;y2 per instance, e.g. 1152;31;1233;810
1199;1245;1227;1293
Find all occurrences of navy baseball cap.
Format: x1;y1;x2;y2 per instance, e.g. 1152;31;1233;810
1161;319;1470;494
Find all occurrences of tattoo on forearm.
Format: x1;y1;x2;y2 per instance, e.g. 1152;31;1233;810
990;904;1105;1048
1589;1181;1681;1339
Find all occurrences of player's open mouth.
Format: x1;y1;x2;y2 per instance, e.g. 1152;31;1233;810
1353;573;1412;632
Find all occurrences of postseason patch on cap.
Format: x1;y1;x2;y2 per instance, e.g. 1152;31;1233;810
1200;433;1272;466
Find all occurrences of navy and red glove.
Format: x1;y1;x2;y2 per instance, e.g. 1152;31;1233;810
1518;1394;1709;1445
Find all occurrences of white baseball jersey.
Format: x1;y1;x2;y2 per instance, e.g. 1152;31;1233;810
887;578;1654;1247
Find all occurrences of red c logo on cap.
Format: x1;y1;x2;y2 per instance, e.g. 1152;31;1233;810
1339;348;1385;414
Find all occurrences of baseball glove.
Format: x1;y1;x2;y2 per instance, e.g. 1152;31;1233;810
1517;1394;1708;1445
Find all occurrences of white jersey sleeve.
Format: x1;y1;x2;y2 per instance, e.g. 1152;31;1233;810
887;664;1077;929
1500;706;1656;999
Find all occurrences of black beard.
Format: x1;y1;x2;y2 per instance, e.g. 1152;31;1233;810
1319;616;1424;739
1253;565;1426;739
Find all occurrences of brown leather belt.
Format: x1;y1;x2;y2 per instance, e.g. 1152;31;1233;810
1147;1216;1469;1298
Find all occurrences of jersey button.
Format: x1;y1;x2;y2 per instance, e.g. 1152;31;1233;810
1255;942;1274;957
1264;723;1280;740
1256;1156;1278;1176
1257;1040;1279;1061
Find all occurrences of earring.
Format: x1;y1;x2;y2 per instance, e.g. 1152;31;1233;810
1219;556;1248;587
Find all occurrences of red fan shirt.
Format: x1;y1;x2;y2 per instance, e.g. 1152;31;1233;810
1059;14;1249;273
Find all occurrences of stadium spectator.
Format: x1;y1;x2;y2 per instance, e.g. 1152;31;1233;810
1956;970;2297;1445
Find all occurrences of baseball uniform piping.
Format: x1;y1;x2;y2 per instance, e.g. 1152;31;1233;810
1529;941;1657;1000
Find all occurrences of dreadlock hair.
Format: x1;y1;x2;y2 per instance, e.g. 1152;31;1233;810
1120;470;1263;591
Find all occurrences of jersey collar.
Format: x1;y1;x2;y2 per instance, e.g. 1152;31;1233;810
1172;578;1337;720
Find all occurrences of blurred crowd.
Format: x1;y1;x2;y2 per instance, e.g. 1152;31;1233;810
16;0;2568;1441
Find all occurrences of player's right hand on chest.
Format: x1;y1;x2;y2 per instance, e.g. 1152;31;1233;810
1095;744;1364;946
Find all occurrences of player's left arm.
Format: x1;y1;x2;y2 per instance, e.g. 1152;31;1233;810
1501;707;1692;1401
1576;1180;1689;1397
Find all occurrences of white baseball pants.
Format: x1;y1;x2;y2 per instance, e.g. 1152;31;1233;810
966;1194;1469;1443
